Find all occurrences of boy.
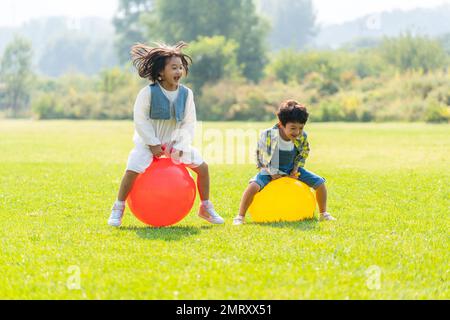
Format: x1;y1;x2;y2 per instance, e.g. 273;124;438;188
233;100;336;225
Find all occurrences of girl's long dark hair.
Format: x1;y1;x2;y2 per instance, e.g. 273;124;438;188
130;42;192;82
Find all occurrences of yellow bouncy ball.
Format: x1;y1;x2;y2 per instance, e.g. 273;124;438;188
249;177;316;223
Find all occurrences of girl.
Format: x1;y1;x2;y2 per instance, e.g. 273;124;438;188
108;42;224;227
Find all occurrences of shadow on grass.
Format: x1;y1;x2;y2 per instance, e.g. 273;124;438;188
253;218;319;231
120;225;201;241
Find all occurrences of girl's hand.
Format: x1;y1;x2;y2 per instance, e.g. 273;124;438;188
271;174;282;180
171;148;184;159
290;167;300;178
149;145;164;158
165;141;183;159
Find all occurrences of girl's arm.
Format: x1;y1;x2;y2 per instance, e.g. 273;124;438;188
172;89;196;152
134;87;161;146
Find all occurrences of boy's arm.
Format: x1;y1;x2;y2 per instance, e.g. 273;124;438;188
256;131;267;169
172;89;196;153
293;134;310;170
256;130;282;177
134;88;161;146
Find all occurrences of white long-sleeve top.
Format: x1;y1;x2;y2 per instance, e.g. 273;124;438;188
132;84;196;152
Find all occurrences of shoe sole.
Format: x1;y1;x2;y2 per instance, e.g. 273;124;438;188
108;221;122;227
198;214;225;225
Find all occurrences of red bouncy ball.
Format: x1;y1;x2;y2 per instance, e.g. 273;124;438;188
127;158;196;227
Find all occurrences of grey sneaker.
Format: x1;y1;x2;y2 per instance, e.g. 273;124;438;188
108;202;125;227
198;202;225;224
319;212;336;221
233;215;245;225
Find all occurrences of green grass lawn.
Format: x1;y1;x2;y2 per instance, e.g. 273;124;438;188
0;120;448;299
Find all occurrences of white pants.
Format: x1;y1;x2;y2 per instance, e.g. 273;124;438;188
126;143;204;174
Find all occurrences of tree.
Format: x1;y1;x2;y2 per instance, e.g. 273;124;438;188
147;0;269;82
113;0;155;64
0;36;33;117
185;36;241;92
438;33;450;56
38;35;117;76
258;0;317;50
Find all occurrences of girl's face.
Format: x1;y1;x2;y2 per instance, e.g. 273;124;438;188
280;122;305;141
159;56;184;89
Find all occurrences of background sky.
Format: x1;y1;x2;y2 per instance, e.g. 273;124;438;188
0;0;449;27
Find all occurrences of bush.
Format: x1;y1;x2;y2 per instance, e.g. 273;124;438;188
318;100;344;122
380;33;448;73
22;34;450;123
266;49;338;84
425;101;450;123
32;93;64;119
31;68;142;120
196;80;240;121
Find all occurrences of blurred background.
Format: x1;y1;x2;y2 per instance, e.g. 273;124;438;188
0;0;449;123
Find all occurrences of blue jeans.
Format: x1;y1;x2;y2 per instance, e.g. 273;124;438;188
250;167;326;191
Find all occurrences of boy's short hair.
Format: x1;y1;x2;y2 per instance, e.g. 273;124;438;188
277;100;309;126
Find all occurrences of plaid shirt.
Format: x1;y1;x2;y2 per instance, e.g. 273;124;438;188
256;124;310;175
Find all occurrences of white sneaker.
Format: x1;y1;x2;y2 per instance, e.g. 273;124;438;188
108;202;125;227
233;215;245;225
198;202;225;224
320;212;336;221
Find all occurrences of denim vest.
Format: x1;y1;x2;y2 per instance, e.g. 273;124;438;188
272;146;298;175
149;83;189;122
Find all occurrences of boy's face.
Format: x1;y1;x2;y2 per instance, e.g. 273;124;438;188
280;122;305;140
160;56;184;87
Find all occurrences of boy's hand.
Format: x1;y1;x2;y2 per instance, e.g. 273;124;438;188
290;167;300;178
149;145;164;158
261;168;282;180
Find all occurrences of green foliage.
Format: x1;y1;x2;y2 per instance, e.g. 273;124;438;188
342;37;383;51
425;101;450;123
266;49;332;83
380;33;448;73
196;70;450;122
258;0;317;50
32;69;143;120
26;55;450;123
185;36;242;93
2;27;447;123
438;33;450;54
0;36;33;117
31;93;64;119
266;48;387;86
32;88;101;120
318;101;345;122
197;80;275;121
113;0;154;63
147;0;268;81
38;35;117;77
0;17;118;77
99;67;133;93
